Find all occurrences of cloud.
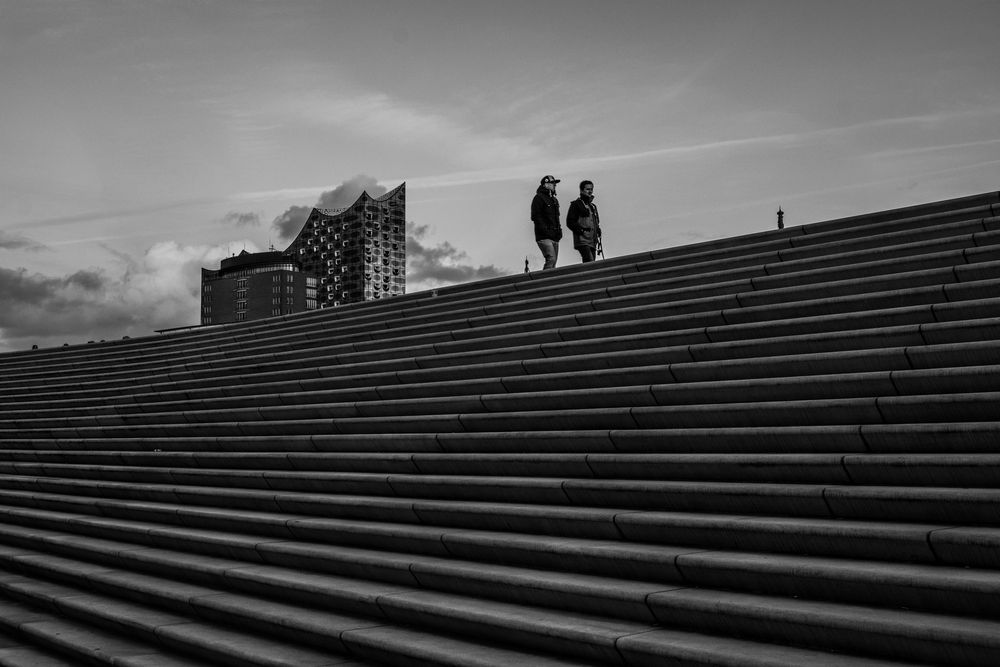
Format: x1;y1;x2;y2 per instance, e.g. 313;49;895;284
864;137;1000;160
219;211;261;227
0;239;260;352
270;90;543;168
7;195;223;232
0;266;131;348
271;174;387;242
406;222;505;291
271;205;313;242
393;108;1000;191
0;222;501;351
0;230;48;252
316;175;387;209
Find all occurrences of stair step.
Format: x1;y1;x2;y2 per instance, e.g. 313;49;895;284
4;452;1000;488
4;422;1000;457
0;586;345;667
0;540;987;665
0;560;561;667
3;466;1000;525
13;232;995;381
5;390;997;438
6;275;1000;401
5;510;1000;619
4;245;1000;393
0;606;207;666
3;489;999;569
6;355;1000;424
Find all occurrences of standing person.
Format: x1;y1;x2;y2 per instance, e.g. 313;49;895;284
531;175;562;270
566;180;601;263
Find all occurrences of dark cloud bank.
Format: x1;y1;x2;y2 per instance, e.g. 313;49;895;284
271;174;388;241
0;266;136;348
0;230;48;252
220;211;261;227
406;222;504;288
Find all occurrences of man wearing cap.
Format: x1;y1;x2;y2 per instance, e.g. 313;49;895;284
531;175;562;270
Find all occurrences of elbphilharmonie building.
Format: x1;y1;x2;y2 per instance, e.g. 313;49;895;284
201;183;405;324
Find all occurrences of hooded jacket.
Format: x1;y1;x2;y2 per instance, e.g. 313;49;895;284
531;186;562;242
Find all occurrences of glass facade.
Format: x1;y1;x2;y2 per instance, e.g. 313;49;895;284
200;183;405;324
284;183;406;308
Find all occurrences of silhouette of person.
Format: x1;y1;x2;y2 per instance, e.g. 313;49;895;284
530;175;562;269
566;180;601;263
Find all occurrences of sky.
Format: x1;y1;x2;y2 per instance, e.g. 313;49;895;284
1;0;999;352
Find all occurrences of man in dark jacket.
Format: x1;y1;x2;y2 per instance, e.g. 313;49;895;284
531;175;562;270
566;180;601;263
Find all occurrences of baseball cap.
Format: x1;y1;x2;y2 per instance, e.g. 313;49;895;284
540;175;561;185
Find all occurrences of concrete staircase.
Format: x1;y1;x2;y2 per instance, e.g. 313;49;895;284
1;191;999;666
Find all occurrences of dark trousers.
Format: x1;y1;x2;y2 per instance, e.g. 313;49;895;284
578;246;596;263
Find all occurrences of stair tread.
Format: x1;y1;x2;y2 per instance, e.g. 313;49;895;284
2;510;999;626
0;594;225;666
3;542;990;665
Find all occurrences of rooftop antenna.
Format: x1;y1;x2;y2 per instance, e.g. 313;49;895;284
777;206;785;230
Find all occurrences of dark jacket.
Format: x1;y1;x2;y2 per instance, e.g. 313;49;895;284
531;187;562;242
566;195;601;249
